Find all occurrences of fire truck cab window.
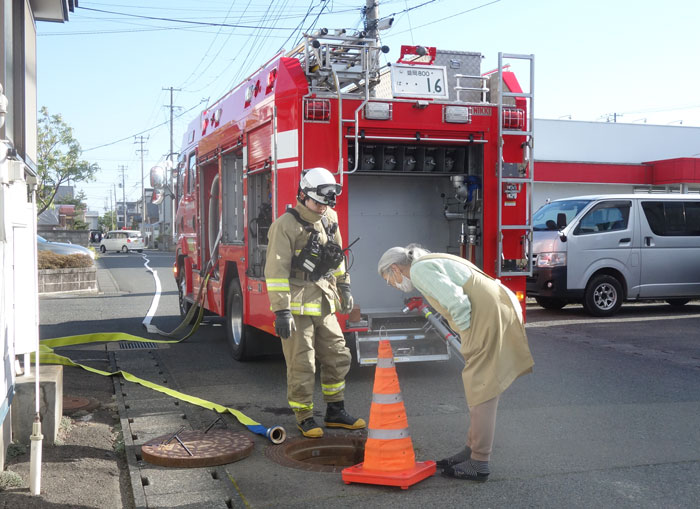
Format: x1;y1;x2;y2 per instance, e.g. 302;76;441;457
187;152;196;193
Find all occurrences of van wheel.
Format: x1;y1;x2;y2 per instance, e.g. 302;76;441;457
226;279;254;361
584;275;623;317
667;299;690;307
535;296;567;310
121;245;128;253
99;245;106;253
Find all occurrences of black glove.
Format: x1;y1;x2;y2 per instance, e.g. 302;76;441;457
274;309;295;339
337;283;354;314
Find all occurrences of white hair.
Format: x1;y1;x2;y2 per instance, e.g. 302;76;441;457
377;244;430;276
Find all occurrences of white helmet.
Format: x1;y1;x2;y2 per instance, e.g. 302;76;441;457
299;167;342;207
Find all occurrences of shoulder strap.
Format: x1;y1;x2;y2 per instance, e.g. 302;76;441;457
286;208;314;230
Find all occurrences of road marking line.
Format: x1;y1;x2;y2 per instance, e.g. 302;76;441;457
141;253;161;333
527;313;700;329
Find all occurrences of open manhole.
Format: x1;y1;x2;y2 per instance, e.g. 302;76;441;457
265;436;366;473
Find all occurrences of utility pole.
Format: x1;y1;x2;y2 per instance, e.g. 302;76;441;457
163;86;181;248
135;135;149;235
112;183;117;231
118;165;127;229
364;0;379;42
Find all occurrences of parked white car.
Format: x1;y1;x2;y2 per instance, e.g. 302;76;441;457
99;230;145;253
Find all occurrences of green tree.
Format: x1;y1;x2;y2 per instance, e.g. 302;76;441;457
98;210;116;231
55;189;88;211
37;107;99;216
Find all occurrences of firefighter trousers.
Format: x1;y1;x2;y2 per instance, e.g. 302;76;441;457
280;304;351;423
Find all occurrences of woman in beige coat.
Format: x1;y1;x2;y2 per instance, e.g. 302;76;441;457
378;244;534;481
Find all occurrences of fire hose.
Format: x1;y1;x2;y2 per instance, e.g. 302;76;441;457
36;245;288;444
403;296;465;365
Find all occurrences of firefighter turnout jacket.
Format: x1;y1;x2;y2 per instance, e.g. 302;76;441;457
265;202;349;316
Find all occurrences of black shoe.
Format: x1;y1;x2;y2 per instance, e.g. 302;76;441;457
297;417;323;438
436;446;472;469
441;462;489;482
324;401;366;430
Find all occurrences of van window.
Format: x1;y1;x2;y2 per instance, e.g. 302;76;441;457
533;199;591;231
574;201;630;235
642;201;700;236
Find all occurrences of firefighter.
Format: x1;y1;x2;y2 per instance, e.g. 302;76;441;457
265;167;366;438
378;244;534;481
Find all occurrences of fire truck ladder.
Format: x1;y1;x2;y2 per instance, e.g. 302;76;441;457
496;53;535;278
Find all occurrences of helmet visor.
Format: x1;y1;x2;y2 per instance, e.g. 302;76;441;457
315;183;342;198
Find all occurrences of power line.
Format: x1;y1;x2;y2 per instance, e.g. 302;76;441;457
78;5;300;30
387;0;501;37
82;99;206;152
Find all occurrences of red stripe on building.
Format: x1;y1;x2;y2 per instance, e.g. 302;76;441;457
536;161;651;184
536;158;700;186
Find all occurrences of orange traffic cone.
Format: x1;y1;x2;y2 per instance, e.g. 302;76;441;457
342;340;436;489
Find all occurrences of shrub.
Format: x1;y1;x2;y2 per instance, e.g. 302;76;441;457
38;251;94;269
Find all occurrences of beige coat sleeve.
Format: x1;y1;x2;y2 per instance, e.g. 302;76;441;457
264;215;295;312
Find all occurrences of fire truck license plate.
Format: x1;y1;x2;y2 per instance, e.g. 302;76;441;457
391;64;449;99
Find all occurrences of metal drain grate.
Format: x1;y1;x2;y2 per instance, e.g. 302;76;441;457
119;341;160;350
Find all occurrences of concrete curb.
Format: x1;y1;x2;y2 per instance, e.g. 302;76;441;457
96;264;121;295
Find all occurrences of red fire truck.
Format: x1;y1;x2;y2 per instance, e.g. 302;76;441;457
156;28;534;364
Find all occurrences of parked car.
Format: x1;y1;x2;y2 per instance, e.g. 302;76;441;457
527;194;700;316
89;230;103;244
37;235;95;260
99;230;145;253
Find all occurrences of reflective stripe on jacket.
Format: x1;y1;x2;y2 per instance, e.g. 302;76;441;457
264;203;350;315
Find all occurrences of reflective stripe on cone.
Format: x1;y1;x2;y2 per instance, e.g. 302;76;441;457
342;339;435;489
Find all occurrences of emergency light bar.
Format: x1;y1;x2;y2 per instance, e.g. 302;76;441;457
502;107;526;130
304;99;331;122
364;102;392;120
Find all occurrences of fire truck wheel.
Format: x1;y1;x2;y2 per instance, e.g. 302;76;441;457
226;279;251;361
177;271;197;324
583;274;623;317
534;296;567;310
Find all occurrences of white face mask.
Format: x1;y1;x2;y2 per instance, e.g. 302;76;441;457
396;276;414;293
389;270;414;293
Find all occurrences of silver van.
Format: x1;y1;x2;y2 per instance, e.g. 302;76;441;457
527;194;700;316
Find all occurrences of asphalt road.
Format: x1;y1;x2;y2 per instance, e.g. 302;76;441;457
39;251;700;508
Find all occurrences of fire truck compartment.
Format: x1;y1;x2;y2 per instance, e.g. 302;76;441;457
347;172;482;313
347;170;479;364
354;314;451;365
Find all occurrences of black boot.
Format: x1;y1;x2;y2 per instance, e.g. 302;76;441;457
324;401;366;430
297;417;323;438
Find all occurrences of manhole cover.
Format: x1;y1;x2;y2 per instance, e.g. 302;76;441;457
141;430;253;468
63;396;96;414
265;436;366;473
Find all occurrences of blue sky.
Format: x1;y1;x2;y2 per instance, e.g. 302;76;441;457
36;0;700;212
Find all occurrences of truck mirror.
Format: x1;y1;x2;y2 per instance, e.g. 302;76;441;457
150;165;166;189
151;189;164;205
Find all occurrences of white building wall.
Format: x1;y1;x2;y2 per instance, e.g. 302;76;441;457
535;120;700;163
